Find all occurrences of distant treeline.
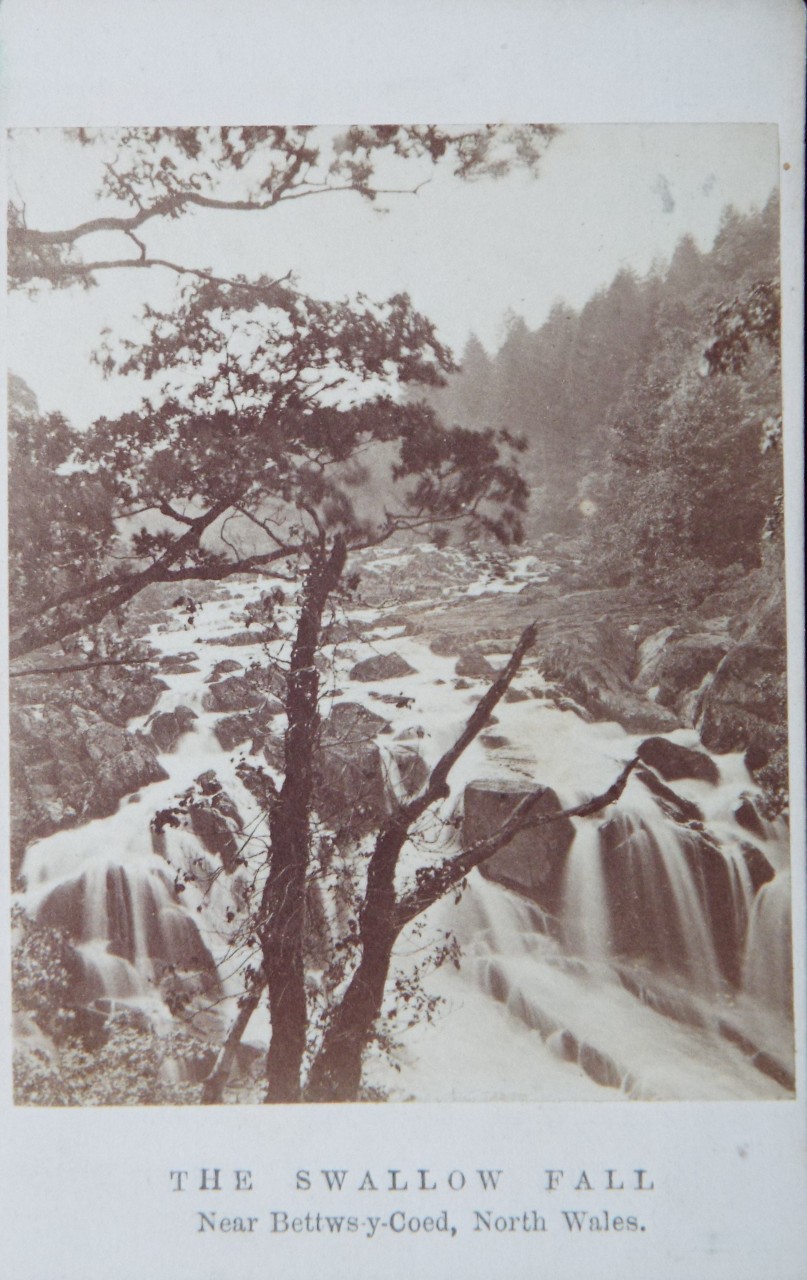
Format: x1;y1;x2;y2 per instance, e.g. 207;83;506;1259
426;194;782;599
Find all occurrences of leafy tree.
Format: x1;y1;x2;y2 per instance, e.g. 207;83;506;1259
581;203;782;598
9;125;647;1108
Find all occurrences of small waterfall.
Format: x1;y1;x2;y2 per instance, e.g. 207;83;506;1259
562;819;610;963
743;870;793;1015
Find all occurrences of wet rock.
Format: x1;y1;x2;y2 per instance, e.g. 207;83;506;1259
322;621;356;645
698;642;787;759
189;804;243;872
10;704;168;874
464;780;576;915
635;765;703;824
202;663;285;713
10;664;169;729
148;706;198;753
547;1028;580;1062
455;652;495;679
370;691;415;709
751;1052;795;1093
323;703;390;741
617;969;704;1027
204;628;276;647
636;630;729;714
578;1042;623;1090
213;714;254;752
314;739;388;838
159;651;199;672
37;863;217;977
717;1019;759;1056
480;734;509;750
740;842;775;895
189;777;244;873
735;796;766;839
213;700;285;753
312;705;393;836
395;725;426;742
390;745;429;797
349;652;416;682
540;627;678;735
637;736;719;785
206;659;244;682
600;812;745;986
202;674;264;712
504;687;530;703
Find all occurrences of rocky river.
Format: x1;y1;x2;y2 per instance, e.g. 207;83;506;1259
10;541;794;1103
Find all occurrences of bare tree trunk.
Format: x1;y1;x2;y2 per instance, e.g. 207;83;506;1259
305;927;395;1103
307;624;539;1101
259;535;347;1103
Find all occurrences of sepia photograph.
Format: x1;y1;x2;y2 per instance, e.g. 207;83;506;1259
7;121;794;1109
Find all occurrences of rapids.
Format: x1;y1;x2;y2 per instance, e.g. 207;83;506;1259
15;552;795;1102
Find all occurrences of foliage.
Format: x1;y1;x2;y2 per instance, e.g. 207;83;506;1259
9;125;557;294
11;907;75;1035
13;1012;206;1107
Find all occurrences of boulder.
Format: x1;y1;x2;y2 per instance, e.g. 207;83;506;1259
322;702;390;741
203;627;276;647
14;664;168;728
205;659;244;682
637;737;719;785
349;652;416;682
740;842;776;895
313;704;393;837
314;739;388;838
455;652;495;679
539;629;678;735
464;780;576;915
159;651;199;672
148;705;198;753
213;713;255;752
212;700;285;753
202;674;264;712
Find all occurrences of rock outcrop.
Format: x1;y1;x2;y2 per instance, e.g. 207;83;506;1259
11;704;168;878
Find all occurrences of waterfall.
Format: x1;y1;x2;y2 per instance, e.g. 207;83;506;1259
12;562;795;1103
743;870;793;1015
562;819;610;963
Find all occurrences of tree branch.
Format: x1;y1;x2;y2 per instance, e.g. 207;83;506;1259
394;756;640;928
9;654;157;679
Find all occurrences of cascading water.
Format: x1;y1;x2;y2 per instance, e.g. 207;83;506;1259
13;556;796;1103
413;762;794;1102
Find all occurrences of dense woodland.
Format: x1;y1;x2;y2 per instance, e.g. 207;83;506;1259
425;195;782;601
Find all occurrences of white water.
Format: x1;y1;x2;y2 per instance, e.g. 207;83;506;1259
16;547;795;1101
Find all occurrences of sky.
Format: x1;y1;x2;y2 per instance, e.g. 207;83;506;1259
8;123;780;424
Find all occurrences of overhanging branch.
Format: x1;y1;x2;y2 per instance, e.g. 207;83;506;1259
394;756;640;928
